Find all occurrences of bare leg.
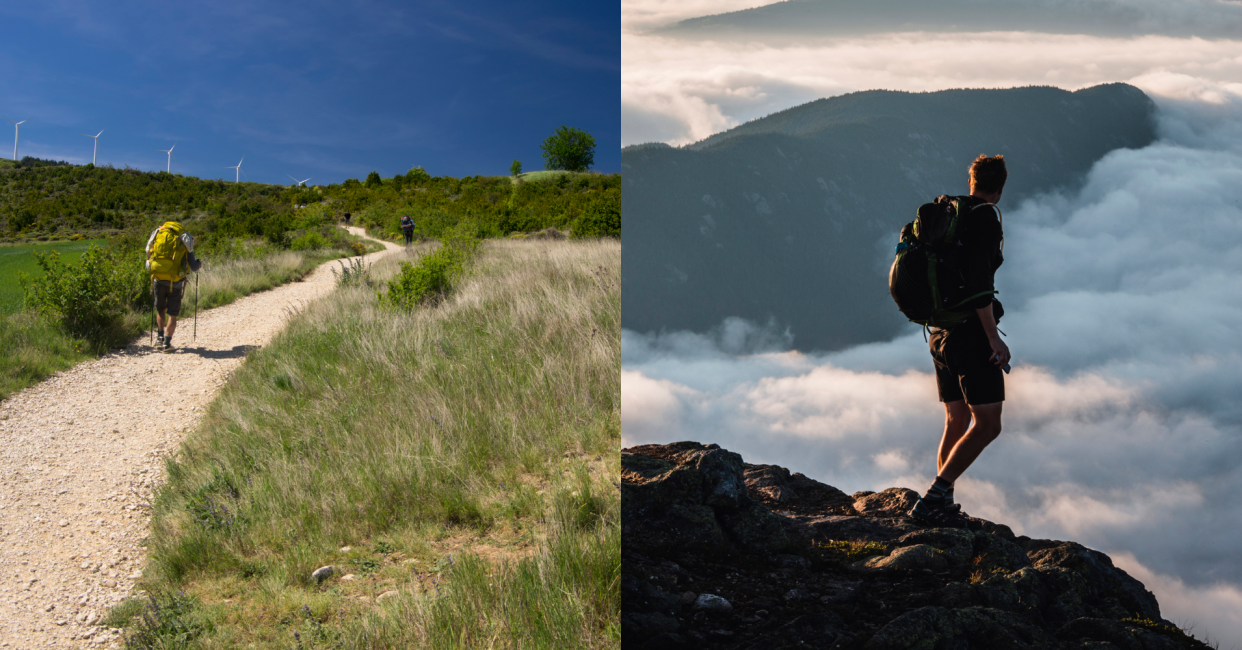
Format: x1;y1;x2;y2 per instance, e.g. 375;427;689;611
937;402;1003;484
937;400;972;476
156;310;167;332
165;315;179;340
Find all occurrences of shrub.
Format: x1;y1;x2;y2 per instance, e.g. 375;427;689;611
571;195;620;238
290;230;327;250
379;246;466;310
20;244;147;337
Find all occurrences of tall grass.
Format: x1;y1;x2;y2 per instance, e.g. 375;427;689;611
130;239;620;648
190;249;344;314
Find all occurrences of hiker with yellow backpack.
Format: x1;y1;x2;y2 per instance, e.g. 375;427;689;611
145;221;204;352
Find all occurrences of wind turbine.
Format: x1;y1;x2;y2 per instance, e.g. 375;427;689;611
287;175;311;186
2;116;26;161
158;142;177;173
225;156;245;183
81;129;105;165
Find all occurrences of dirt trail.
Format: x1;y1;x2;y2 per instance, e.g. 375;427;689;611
0;227;400;649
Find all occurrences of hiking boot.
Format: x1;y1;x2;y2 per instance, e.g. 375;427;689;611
162;339;175;352
156;334;164;348
908;496;970;529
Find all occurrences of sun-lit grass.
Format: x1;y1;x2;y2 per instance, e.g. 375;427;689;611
188;248;345;315
129;238;620;648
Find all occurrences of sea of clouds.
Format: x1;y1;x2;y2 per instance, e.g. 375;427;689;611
622;71;1242;648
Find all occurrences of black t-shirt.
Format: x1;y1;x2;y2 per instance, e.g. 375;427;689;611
949;195;1004;319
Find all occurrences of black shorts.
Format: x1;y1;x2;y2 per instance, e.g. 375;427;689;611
929;317;1004;406
153;279;186;317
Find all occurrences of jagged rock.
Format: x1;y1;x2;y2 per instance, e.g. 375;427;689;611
1056;617;1193;650
621;611;680;645
744;464;798;503
621;573;680;614
854;487;919;516
1028;541;1164;622
895;528;976;566
692;593;733;613
622;442;789;555
622;441;1196;650
864;606;1057;649
855;544;949;572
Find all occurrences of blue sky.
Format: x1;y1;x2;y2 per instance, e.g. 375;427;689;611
0;0;618;184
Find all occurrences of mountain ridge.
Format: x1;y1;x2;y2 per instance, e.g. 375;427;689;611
621;83;1156;351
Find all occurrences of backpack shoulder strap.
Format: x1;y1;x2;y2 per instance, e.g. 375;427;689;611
970;202;1004;253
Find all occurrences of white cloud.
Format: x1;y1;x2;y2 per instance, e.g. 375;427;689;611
622;31;1242;145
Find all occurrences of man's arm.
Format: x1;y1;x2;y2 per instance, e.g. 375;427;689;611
976;303;1010;366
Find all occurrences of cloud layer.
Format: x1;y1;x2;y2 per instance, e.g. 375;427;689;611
622;29;1242;146
622;82;1242;644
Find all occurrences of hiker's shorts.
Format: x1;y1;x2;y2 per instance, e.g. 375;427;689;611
929;317;1004;406
153;279;186;317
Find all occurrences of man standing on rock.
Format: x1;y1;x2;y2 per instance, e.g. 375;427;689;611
146;221;204;352
909;155;1011;527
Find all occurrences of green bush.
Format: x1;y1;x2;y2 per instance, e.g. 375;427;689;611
571;195;621;238
20;244;147;337
290;230;327;250
379;246;466;310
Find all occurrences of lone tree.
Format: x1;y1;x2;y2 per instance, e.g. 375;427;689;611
540;126;595;172
510;159;522;176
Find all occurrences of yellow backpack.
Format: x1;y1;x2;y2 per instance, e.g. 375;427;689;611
148;221;188;282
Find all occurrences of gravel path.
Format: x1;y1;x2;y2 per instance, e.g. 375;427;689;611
0;227;399;649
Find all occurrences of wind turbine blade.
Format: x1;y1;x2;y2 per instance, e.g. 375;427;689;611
1;116;12;125
289;174;298;183
96;130;105;137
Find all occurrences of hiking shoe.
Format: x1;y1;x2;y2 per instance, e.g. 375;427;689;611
908;496;970;529
162;340;175;352
156;334;165;347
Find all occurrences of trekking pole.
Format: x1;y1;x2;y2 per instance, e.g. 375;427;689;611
194;271;199;342
150;281;155;348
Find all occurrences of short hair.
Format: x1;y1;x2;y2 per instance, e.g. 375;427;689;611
969;155;1007;194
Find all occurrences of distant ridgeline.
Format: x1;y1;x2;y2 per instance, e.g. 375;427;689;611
621;83;1156;351
0;160;619;242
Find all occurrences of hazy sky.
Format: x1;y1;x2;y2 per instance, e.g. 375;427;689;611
0;0;619;184
622;0;1242;146
622;1;1242;644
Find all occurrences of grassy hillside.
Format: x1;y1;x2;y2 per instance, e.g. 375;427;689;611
0;158;620;244
115;238;620;648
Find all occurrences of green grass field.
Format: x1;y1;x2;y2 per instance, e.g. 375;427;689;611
511;170;595;185
120;238;620;648
0;239;107;314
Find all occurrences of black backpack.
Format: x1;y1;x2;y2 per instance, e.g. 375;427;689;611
888;195;999;329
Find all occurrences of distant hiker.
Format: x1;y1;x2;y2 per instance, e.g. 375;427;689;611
400;214;415;245
344;212;352;225
145;221;203;352
893;155;1010;528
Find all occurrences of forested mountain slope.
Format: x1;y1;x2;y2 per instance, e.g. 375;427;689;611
621;83;1155;351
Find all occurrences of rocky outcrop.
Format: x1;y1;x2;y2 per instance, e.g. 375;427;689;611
622;441;1212;650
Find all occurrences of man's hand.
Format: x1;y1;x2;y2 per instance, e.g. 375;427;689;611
975;303;1011;366
987;335;1010;367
